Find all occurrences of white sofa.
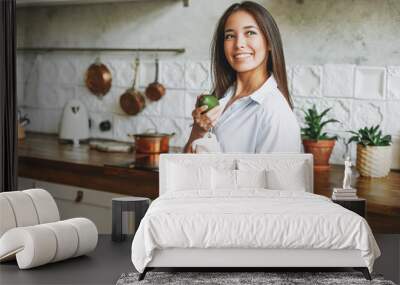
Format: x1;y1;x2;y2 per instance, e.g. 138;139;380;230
0;189;98;269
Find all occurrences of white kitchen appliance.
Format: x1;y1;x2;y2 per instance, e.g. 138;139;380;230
59;99;89;147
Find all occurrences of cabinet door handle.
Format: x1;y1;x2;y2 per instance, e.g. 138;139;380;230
75;190;84;203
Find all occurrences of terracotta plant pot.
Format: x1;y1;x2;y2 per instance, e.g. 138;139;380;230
302;139;336;171
356;144;392;177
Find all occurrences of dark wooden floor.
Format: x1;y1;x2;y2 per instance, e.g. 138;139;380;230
0;235;134;285
1;234;398;285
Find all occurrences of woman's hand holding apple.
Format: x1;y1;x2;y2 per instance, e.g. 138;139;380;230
184;96;223;153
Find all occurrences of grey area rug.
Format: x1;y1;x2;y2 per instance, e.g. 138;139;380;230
116;272;396;285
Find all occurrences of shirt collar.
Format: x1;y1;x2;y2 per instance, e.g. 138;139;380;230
220;74;278;105
249;74;278;105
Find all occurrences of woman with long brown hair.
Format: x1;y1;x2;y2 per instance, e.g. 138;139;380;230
184;1;300;153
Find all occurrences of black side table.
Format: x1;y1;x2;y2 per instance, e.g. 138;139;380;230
332;198;366;218
112;197;150;242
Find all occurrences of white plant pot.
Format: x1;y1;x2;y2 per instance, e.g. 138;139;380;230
356;145;392;177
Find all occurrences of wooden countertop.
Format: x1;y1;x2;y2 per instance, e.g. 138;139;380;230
18;132;164;198
314;166;400;217
18;132;151;167
18;132;400;233
314;165;400;233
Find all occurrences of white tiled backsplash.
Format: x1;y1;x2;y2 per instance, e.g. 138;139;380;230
17;53;400;167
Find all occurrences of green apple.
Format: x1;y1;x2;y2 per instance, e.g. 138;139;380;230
196;94;219;113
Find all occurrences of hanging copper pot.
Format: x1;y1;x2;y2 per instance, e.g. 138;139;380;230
85;57;112;97
145;57;165;101
120;58;146;116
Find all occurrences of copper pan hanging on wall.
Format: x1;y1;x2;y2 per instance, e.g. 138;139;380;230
145;57;165;101
119;57;146;116
85;57;112;97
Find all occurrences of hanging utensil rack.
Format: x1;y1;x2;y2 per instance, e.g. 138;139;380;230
16;47;185;54
17;0;190;8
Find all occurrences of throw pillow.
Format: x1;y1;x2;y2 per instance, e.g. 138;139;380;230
266;162;307;191
211;168;236;191
236;169;267;189
167;162;212;191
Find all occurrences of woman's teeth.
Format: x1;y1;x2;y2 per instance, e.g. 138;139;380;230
234;53;252;59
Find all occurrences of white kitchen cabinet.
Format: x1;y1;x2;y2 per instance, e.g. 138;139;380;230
18;177;130;234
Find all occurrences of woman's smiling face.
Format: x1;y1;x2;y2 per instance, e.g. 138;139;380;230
223;10;268;75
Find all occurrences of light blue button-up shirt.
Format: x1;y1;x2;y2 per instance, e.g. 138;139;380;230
213;75;301;153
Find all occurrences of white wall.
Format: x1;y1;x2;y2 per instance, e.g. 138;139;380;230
16;0;400;166
16;0;400;64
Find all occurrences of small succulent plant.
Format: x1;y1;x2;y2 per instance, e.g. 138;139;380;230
301;105;339;140
347;125;392;147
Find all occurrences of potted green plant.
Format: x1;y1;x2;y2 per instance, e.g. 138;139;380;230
348;125;392;177
301;105;339;170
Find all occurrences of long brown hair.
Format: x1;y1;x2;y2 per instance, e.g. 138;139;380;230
210;1;292;108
